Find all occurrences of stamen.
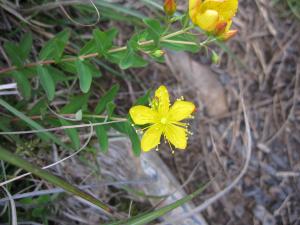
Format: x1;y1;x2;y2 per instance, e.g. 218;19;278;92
171;121;189;129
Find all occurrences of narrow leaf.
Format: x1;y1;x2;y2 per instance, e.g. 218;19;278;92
93;29;112;56
39;29;70;61
4;42;23;67
20;33;33;60
95;121;109;153
60;119;80;149
37;65;55;101
12;71;31;100
61;94;90;114
104;182;209;225
120;50;147;70
95;84;119;114
143;18;164;44
75;60;93;93
112;121;141;156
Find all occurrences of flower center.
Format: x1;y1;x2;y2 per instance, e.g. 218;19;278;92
160;117;167;124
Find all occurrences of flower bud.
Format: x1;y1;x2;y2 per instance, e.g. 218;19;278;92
151;50;165;58
211;51;220;64
164;0;177;16
214;22;227;36
220;29;238;41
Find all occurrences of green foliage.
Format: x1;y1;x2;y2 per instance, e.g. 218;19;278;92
143;18;164;44
287;0;300;19
95;123;109;153
60;119;81;149
93;28;118;57
161;33;200;53
36;65;56;101
39;29;70;61
134;90;151;106
95;84;120;114
76;59;93;93
112;121;141;156
105;182;208;225
3;33;32;67
12;71;31;100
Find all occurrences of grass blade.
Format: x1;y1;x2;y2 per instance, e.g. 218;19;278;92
105;182;210;225
0;145;114;216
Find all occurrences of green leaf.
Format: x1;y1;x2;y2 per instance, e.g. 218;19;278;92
3;33;33;67
95;122;109;153
20;33;32;60
59;61;77;74
75;60;93;93
12;71;31;100
106;102;116;118
28;99;47;116
47;66;68;84
60;60;101;78
93;28;118;56
37;65;55;101
0;117;20;143
112;121;141;156
80;39;97;55
39;29;70;61
4;42;23;67
60;119;80;149
143;18;164;44
61;94;90;114
134;90;150;106
161;33;200;53
106;51;127;64
119;50;147;69
95;84;119;114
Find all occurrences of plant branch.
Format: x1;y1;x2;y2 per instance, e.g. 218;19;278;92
0;26;196;74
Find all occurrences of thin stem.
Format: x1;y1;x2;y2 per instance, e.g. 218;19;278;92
0;26;195;75
11;113;126;123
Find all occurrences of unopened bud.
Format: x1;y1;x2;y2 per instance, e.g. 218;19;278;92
211;50;220;64
214;22;227;36
164;0;177;16
220;30;238;41
151;50;165;58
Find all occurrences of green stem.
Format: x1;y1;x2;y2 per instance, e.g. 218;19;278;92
0;26;195;75
0;145;114;216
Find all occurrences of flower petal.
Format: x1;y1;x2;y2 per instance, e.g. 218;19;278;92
189;0;202;23
141;124;163;151
201;0;238;21
154;85;170;114
196;9;219;32
168;100;195;122
129;106;158;125
164;124;187;149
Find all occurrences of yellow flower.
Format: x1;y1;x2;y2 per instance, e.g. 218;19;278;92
189;0;238;40
129;85;195;152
